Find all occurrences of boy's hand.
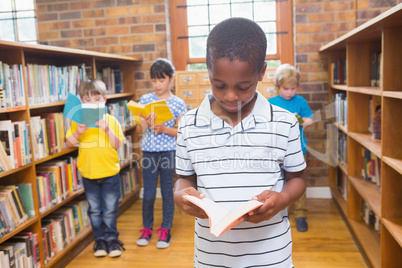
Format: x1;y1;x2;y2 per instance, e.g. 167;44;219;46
95;119;109;131
174;187;208;219
244;190;290;223
76;123;89;134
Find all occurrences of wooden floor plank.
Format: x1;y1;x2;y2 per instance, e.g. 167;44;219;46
67;198;367;268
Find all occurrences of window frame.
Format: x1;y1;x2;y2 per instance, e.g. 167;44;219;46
0;0;38;43
170;0;294;71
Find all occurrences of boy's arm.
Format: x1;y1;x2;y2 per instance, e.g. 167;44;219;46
174;174;208;219
96;118;123;149
302;117;313;128
246;170;305;223
66;124;88;148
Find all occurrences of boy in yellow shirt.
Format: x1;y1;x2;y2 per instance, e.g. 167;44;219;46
66;79;125;257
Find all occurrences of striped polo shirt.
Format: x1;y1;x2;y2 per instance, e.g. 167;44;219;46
176;92;306;268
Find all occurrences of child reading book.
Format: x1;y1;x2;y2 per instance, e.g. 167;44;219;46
174;18;306;267
136;58;187;249
65;79;125;258
269;63;313;232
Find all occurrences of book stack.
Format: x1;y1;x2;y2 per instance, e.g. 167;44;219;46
0;184;35;237
361;199;381;234
41;198;89;264
331;59;347;85
336;168;348;201
36;157;83;214
0;62;26;109
96;66;123;95
25;63;88;104
332;93;347;128
107;100;135;130
0;120;33;172
0;231;41;268
361;147;381;187
119;166;139;202
30;113;66;161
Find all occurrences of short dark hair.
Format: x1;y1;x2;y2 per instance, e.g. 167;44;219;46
206;17;267;72
150;58;175;79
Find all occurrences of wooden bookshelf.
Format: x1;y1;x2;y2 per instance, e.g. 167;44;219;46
0;40;141;267
320;4;402;268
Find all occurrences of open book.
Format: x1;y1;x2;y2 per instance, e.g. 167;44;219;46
63;92;106;128
127;100;174;125
184;195;263;237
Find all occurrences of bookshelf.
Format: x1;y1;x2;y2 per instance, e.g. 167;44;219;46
0;40;141;267
320;4;402;268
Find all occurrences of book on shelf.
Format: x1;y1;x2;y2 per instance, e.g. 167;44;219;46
361;199;381;233
0;120;16;169
183;195;263;237
8;235;35;268
0;139;12;172
0;62;26;108
126;99;174;125
331;59;346;85
19;232;40;268
0;245;15;268
1;242;29;268
63;92;106;128
361;147;381;187
96;66;123;94
370;51;382;87
17;184;36;218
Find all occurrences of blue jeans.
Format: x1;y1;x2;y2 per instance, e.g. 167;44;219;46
142;151;175;230
83;173;121;242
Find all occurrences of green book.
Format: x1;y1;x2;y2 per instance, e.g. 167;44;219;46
17;183;36;218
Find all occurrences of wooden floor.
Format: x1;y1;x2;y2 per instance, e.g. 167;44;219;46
67;198;367;268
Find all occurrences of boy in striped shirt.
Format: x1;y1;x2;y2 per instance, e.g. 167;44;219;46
174;18;306;267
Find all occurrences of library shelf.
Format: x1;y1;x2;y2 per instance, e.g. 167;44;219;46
33;147;78;165
321;4;402;267
330;185;347;216
330;84;347;91
0;39;141;267
333;122;348;134
347;86;382;96
348;176;381;217
40;188;85;218
382;218;402;247
382;156;402;175
0;216;39;244
348;132;382;158
383;91;402;100
0;163;33;179
338;161;348;176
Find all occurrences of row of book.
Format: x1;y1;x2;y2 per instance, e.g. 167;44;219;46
96;67;123;95
361;199;380;234
36;157;83;214
332;92;347;128
30;113;67;161
107;100;135;130
0;62;26;109
0;231;40;268
26;63;88;105
361;147;381;187
0;184;35;238
0;120;32;172
370;51;382;87
336;167;348;201
119;166;139;202
338;130;347;169
331;59;347;85
40;197;90;265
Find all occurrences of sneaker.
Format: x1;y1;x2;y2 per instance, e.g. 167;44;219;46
93;239;108;257
137;228;153;246
156;228;171;249
108;240;125;258
296;217;308;232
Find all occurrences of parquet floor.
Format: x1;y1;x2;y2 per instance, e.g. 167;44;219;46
67;198;367;268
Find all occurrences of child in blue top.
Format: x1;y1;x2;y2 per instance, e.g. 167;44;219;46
136;58;187;249
269;63;313;232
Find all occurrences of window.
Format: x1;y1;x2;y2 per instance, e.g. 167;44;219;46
0;0;37;43
170;0;293;71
